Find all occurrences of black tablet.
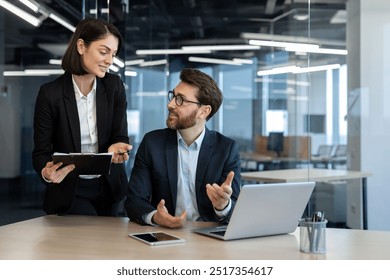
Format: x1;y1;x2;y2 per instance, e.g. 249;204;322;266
128;232;185;246
52;153;113;175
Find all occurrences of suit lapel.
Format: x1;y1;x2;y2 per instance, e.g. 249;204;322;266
63;72;81;152
196;128;214;189
165;130;179;210
95;79;108;152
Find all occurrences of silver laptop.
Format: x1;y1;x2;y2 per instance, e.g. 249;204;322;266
192;181;315;240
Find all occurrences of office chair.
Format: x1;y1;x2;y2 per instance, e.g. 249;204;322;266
312;144;334;158
311;144;334;168
333;144;347;157
331;144;347;169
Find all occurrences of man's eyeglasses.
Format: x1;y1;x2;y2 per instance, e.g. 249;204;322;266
168;90;203;107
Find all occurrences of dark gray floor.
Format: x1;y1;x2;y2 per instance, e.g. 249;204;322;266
0;175;46;226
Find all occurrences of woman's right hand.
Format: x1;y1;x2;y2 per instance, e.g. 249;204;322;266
41;161;75;183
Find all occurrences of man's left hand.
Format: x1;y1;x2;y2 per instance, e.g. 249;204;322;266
206;171;234;210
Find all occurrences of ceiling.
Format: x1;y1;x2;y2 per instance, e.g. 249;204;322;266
1;0;347;69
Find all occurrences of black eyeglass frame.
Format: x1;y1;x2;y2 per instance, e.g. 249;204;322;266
168;90;203;106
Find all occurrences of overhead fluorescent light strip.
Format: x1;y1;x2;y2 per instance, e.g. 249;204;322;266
254;78;311;86
19;0;39;12
257;66;300;76
49;59;62;65
249;39;347;55
249;40;319;51
4;69;64;76
257;64;341;76
49;13;75;32
0;0;41;26
293;64;341;73
50;56;124;69
24;69;64;75
303;48;348;55
109;65;119;72
140;59;168;67
136;49;211;55
113;57;125;68
188;57;242;66
125;71;137;77
182;45;261;51
233;58;253;64
125;59;145;66
90;8;109;14
3;71;29;76
19;0;77;34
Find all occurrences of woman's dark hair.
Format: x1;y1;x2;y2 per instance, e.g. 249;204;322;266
61;18;123;75
179;68;223;120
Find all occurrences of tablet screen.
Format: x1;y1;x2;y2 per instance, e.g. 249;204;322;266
129;232;185;246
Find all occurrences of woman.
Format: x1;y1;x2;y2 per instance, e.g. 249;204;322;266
32;18;132;216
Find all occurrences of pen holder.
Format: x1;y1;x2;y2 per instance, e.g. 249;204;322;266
299;218;327;254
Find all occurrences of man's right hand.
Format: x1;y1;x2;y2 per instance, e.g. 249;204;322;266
42;161;75;183
152;199;187;229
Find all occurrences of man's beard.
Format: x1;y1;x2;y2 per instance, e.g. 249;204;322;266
166;108;198;130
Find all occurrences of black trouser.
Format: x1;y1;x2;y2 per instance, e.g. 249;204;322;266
66;177;118;216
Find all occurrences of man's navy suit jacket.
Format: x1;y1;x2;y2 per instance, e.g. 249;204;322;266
125;127;241;224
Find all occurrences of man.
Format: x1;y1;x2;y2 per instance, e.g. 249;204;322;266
125;68;241;228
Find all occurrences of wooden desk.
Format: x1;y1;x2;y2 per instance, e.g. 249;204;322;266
0;215;389;260
241;168;372;229
241;168;371;183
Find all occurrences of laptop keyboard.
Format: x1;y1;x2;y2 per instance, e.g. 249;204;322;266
211;230;226;236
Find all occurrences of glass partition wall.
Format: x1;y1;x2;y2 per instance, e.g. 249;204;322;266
121;3;347;157
1;0;352;227
120;2;349;229
118;0;346;229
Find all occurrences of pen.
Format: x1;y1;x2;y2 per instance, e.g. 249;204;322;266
314;211;325;252
117;150;130;155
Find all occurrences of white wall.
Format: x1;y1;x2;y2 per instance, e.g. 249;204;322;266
352;0;390;230
308;71;333;153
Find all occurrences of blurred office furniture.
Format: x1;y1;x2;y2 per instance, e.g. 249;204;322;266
311;144;334;168
0;215;389;260
312;182;347;227
312;145;334;158
309;145;347;225
241;168;372;229
333;144;347;157
256;135;310;159
266;132;284;157
309;144;347;169
240;135;311;171
331;144;347;169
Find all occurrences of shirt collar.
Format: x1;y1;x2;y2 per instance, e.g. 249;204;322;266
177;127;206;150
72;75;97;100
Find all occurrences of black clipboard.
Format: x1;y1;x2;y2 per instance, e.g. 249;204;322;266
52;153;113;175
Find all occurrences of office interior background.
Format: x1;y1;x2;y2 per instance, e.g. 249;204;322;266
0;0;389;231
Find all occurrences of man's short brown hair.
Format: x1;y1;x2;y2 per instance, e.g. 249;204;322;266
179;68;223;120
